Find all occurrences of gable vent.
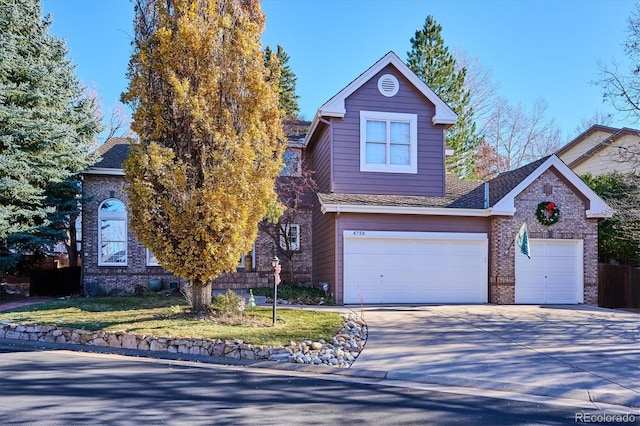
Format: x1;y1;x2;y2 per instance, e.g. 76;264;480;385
378;74;399;97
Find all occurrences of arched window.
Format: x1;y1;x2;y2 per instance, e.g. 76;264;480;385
98;199;127;266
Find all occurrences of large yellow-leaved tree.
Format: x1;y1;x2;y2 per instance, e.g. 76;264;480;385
121;0;284;314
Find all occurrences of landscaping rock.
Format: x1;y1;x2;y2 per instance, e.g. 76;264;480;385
0;310;368;368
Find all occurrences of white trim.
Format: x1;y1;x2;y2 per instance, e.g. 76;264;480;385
84;167;125;176
304;51;457;147
492;155;613;218
321;202;508;217
98;199;127;266
360;111;417;174
344;230;487;241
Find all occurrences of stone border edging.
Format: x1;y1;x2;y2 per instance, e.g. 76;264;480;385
0;312;366;368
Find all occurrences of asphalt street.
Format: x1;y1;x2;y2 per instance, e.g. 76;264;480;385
1;346;635;425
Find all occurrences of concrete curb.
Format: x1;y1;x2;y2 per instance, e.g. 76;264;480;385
2;337;639;410
384;371;640;410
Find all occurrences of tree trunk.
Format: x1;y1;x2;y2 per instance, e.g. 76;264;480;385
191;279;212;315
286;255;295;283
66;215;78;268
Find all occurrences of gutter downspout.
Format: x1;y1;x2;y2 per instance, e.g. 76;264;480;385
483;182;490;209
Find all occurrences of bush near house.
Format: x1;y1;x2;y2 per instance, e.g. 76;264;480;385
251;284;334;305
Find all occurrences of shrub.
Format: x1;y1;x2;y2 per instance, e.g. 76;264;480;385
211;289;246;316
251;284;334;305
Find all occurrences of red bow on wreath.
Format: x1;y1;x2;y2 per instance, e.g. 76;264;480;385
546;201;555;214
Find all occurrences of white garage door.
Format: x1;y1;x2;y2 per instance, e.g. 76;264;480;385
343;231;488;304
515;239;583;304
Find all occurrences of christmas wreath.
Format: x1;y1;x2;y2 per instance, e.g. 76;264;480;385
536;201;560;226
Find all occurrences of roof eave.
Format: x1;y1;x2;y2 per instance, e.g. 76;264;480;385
319;203;513;217
83;167;125;176
304;51;458;145
491;155;613;218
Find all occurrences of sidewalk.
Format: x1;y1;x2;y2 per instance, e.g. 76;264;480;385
0;296;53;312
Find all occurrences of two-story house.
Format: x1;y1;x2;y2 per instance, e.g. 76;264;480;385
81;51;611;305
304;52;610;305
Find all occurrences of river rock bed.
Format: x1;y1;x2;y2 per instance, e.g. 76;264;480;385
0;311;367;367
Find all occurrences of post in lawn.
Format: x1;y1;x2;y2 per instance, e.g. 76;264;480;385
271;255;281;326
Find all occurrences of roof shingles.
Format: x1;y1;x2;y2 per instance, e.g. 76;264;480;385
320;157;552;211
92;137;132;169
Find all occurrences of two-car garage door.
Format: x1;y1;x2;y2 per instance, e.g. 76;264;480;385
343;231;584;305
343;231;488;304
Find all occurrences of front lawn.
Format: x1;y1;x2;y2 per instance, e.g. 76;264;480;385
0;294;344;347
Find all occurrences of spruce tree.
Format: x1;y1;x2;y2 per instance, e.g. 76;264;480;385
0;0;101;269
407;15;480;178
264;45;300;118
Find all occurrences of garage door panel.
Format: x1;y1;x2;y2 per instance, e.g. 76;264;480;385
344;232;488;304
516;239;583;304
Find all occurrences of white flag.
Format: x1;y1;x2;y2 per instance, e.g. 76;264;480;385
516;222;530;259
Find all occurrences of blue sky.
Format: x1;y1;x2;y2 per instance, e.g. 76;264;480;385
41;0;636;142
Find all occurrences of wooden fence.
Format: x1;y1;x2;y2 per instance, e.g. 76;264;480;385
598;264;640;308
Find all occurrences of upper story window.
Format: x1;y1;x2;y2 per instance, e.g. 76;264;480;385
98;199;127;266
281;150;301;176
280;224;300;251
360;111;417;174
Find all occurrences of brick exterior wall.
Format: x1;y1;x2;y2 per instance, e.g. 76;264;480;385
81;174;312;296
490;169;599;305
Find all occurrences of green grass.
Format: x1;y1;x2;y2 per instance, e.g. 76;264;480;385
0;294;344;347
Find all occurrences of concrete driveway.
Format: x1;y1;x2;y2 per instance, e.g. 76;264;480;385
351;304;640;409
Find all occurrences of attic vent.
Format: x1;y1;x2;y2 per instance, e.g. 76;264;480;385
378;74;399;97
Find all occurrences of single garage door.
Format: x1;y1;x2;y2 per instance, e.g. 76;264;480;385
515;239;583;304
343;231;488;304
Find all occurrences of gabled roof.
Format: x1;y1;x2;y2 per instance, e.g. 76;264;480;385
84;137;133;176
556;125;640;169
304;51;457;146
319;155;612;218
555;124;618;158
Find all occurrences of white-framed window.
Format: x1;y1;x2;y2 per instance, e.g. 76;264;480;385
98;199;127;266
281;150;301;176
280;224;300;251
360;110;417;174
237;245;256;270
146;249;160;266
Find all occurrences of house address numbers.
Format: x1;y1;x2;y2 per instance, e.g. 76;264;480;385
351;231;366;236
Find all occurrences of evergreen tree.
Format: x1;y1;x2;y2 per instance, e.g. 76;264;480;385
407;15;480;178
264;45;300;118
0;0;101;270
122;0;284;314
